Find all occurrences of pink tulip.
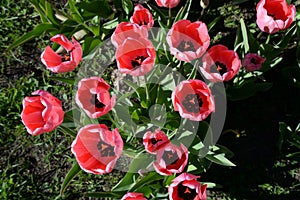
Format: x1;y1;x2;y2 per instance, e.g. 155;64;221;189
167;20;210;62
242;53;266;72
155;0;181;8
130;4;154;29
76;77;116;119
71;124;123;174
172;79;215;121
153;143;188;176
111;22;148;48
169;173;207;200
143;129;170;154
41;34;82;73
200;44;241;82
256;0;296;34
121;192;147;200
116;37;156;76
21;90;64;136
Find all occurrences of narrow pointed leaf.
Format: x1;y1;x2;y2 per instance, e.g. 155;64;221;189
8;23;57;50
60;162;81;196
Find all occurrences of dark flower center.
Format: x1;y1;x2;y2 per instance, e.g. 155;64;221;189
182;94;203;113
97;141;115;157
139;20;147;26
250;57;257;64
212;61;227;75
60;48;74;62
177;183;197;200
131;56;146;69
150;138;162;145
267;13;277;20
162;150;179;166
90;94;105;109
61;52;71;62
177;40;196;52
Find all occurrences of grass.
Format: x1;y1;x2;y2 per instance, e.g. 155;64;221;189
0;1;124;199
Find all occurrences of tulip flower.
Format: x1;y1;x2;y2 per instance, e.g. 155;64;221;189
256;0;296;34
143;129;170;154
71;124;123;174
200;44;241;82
121;192;147;200
116;37;156;76
172;79;215;121
76;77;116;119
21;90;64;136
155;0;180;8
169;173;207;200
111;22;148;48
153;143;188;176
242;53;266;72
130;4;154;29
41;34;82;73
167;20;210;62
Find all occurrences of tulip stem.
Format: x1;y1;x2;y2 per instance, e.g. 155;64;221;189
188;60;199;80
167;8;172;27
107;112;118;128
144;75;150;102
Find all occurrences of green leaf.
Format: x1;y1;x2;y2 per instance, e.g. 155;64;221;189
127;153;154;173
29;0;49;23
147;5;167;28
68;0;84;22
208;16;221;31
78;0;113;18
112;172;135;191
45;1;59;25
206;153;236;167
227;81;273;101
60;162;81;196
277;24;297;49
103;18;119;30
122;0;133;15
131;172;163;191
82;37;102;56
174;0;192;23
85;192;124;199
240;18;249;53
135;186;152;197
50;77;75;85
57;125;77;137
8;23;57;50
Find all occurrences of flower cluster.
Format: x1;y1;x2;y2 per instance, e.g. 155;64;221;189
20;0;297;199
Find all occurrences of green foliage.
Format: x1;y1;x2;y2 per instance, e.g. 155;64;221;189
3;0;300;199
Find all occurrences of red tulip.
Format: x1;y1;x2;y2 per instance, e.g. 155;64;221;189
242;53;266;72
71;124;123;174
172;79;215;121
155;0;181;8
153;143;188;176
116;37;156;76
111;22;148;48
169;173;207;200
167;20;210;62
143;129;170;154
21;90;64;136
130;4;154;29
256;0;296;34
76;77;116;119
121;192;147;200
200;44;241;82
41;34;82;73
